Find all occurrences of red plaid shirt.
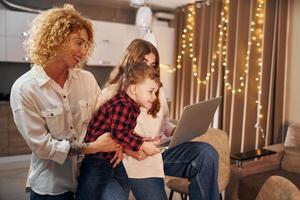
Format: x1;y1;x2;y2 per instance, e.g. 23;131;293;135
84;92;144;159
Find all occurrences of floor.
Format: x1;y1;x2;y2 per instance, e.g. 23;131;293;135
0;154;184;200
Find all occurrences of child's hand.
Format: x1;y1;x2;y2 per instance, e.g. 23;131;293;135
124;149;148;161
110;146;124;168
143;135;161;142
140;141;161;156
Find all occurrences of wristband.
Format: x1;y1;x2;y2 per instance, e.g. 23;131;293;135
69;142;87;156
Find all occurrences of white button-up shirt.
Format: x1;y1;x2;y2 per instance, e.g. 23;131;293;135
10;65;102;195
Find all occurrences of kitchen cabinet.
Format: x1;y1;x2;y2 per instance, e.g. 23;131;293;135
0;103;9;156
1;10;36;63
0;10;5;36
0;103;30;156
6;10;36;37
153;25;175;66
87;21;127;66
6;36;28;62
1;10;175;68
0;36;5;61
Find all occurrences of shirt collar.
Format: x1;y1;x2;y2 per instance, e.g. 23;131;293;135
120;91;140;113
32;64;79;87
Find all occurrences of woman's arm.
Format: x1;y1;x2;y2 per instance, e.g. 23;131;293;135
160;88;176;137
82;132;120;154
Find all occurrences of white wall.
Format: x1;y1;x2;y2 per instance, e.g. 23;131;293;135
285;0;300;124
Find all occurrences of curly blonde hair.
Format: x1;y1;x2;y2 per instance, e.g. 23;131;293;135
24;4;94;67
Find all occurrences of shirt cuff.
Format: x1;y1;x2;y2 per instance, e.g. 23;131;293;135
51;139;70;164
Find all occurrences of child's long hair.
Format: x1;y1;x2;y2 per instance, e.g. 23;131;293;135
105;39;161;117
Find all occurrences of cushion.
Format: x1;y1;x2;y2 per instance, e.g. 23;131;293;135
239;169;300;200
256;176;300;200
281;123;300;174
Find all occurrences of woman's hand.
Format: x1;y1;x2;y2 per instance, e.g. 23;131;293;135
140;141;161;156
83;132;120;154
124;149;148;161
110;147;124;168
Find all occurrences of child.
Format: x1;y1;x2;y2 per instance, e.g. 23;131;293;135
77;62;161;200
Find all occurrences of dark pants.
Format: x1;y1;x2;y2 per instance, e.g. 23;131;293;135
163;142;220;200
30;191;74;200
76;156;129;200
129;177;168;200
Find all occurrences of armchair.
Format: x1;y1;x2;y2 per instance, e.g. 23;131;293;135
226;123;300;200
256;176;300;200
165;128;230;199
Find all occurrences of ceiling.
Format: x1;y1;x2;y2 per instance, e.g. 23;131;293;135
78;0;196;9
1;0;196;11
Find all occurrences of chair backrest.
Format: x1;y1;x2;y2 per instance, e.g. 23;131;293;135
256;176;300;200
191;128;230;192
281;123;300;174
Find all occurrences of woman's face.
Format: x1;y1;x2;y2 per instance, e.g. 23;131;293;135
143;53;157;68
58;28;90;68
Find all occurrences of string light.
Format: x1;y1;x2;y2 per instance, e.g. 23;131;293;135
178;0;231;87
176;1;265;139
248;0;265;139
160;64;176;73
176;5;196;71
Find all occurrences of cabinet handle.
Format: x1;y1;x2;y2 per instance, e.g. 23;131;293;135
98;60;110;65
23;56;29;62
22;31;29;37
102;39;110;43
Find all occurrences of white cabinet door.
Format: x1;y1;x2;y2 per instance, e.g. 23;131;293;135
6;36;28;62
0;36;5;61
152;26;175;101
123;25;140;49
93;21;126;43
4;11;35;63
6;10;36;37
0;10;5;36
153;26;175;66
88;21;127;66
88;40;123;66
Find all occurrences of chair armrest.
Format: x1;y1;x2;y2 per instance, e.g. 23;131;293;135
225;144;284;200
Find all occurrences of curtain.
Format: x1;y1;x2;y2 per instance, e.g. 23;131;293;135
171;0;289;154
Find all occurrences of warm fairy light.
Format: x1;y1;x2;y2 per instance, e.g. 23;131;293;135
161;64;176;73
176;0;265;142
252;0;265;138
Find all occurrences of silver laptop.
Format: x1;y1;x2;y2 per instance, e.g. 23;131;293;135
161;97;222;150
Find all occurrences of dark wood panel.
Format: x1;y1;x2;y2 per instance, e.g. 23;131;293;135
0;103;31;156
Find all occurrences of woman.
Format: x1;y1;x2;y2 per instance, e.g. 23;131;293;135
102;39;220;200
10;5;122;200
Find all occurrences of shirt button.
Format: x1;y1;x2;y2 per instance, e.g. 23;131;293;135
63;95;67;98
70;126;73;130
73;137;77;140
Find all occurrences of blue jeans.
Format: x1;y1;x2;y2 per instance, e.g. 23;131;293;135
76;156;129;200
30;191;74;200
163;142;219;200
129;177;168;200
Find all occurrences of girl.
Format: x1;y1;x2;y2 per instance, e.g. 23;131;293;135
102;39;220;200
